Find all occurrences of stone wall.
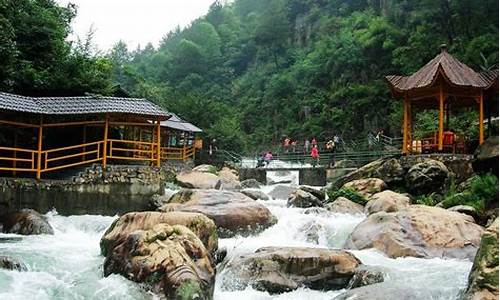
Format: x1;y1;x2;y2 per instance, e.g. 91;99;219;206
0;164;168;216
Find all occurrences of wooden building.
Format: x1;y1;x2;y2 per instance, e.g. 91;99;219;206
386;45;498;154
0;92;170;179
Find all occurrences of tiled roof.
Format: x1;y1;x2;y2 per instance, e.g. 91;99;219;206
0;92;170;118
160;113;203;133
386;47;498;92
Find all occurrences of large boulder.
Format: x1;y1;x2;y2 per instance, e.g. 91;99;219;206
448;205;480;223
344;205;484;260
268;185;297;200
325;197;364;215
192;164;217;173
241;189;270;201
365;190;410;215
159;189;276;237
176;171;220;189
218;167;239;182
1;209;54;235
299;186;326;201
0;256;28;271
100;211;218;257
405;159;450;194
472;136;499;174
463;218;499;300
215;177;242;191
219;246;363;293
342;178;387;198
287;189;323;208
240;179;262;189
103;223;215;300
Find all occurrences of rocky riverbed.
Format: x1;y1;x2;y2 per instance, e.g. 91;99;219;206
0;157;497;299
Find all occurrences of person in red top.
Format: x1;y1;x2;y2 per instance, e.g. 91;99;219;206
311;144;319;167
311;137;317;146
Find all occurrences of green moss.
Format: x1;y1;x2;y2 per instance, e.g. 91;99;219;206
327;188;367;205
175;280;203;300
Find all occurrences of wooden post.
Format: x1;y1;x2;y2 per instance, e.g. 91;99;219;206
102;114;109;168
408;99;412;152
438;85;444;151
402;95;408;154
82;125;87;161
36;116;43;180
479;91;484;145
156;119;161;167
13;128;17;177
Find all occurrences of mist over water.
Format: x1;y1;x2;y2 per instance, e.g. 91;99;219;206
0;167;472;299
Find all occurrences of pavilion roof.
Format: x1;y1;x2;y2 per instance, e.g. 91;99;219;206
386;47;498;93
0;92;170;119
160;113;203;133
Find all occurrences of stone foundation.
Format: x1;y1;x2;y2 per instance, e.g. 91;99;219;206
0;164;169;216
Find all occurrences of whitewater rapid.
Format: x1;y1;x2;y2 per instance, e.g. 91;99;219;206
0;169;472;299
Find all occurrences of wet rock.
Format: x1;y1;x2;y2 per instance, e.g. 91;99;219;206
159;189;276;237
287;189;323;208
220;246;361;294
365;190;410;215
405;159;450;194
215;177;242;191
448;205;480;223
103;223;215;300
176;171;220;189
472;136;499;174
100;211;218;257
347;266;385;289
0;256;28;271
215;247;228;265
344;205;484;261
241;179;262;189
463;218;498;300
342;178;387;198
241;189;270;201
303;207;330;216
192;164;218;173
299;186;326;201
1;209;54;235
268;185;297;200
333;282;421;300
325;197;364;215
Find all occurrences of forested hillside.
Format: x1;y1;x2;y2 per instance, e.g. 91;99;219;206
1;0;498;153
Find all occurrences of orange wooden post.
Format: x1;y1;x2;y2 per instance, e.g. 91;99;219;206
36;116;43;180
102;114;109;168
408;99;412;152
479;91;484;145
156;119;161;167
402;95;408;154
13;128;17;177
438;85;444;151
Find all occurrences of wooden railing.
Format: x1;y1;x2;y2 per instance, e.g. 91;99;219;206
161;145;195;161
110;139;156;161
42;141;103;172
0;146;37;172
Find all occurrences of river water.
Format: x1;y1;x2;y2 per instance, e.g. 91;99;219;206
0;169;472;299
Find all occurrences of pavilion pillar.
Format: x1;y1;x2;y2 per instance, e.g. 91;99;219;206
402;95;409;154
102;114;109;168
479;91;484;145
36;116;43;180
156;119;161;167
438;85;444;151
408;99;412;152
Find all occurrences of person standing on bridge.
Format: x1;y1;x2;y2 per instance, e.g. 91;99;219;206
264;151;273;166
311;144;319;168
303;138;310;154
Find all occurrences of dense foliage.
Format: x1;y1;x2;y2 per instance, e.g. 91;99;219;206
108;0;498;153
0;0;497;153
0;0;113;96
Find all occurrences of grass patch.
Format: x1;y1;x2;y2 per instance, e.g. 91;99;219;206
327;188;367;205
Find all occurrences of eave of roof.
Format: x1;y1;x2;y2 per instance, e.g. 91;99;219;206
0;92;170;119
386;48;499;94
159;113;203;133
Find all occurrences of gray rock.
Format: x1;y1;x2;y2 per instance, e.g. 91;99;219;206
347;266;385;289
365;190;410;215
448;205;480;222
0;256;28;271
216;177;242;191
287;189;323;208
2;209;54;235
333;282;421;300
473;136;499;174
241;179;263;189
405;159;450;194
299;186;326;201
326;197;364;215
241;189;270;201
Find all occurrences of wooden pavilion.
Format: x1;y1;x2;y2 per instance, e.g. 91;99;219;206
386;45;498;154
0;92;170;179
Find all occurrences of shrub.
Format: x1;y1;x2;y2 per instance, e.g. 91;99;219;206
414;194;438;206
327;188;367;205
441;173;498;212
